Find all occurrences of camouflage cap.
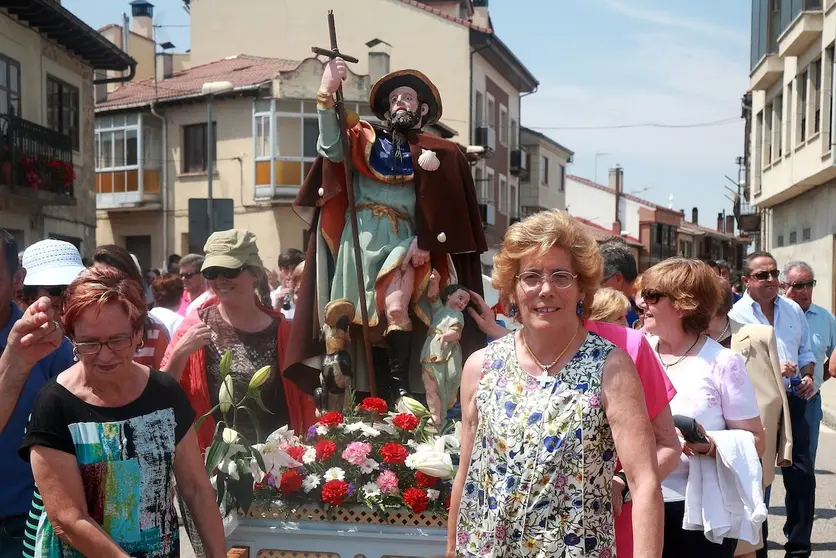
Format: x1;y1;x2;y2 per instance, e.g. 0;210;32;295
201;229;263;270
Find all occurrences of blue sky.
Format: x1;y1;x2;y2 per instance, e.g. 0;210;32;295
67;0;750;230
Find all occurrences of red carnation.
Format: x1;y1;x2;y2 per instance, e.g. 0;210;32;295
359;396;388;414
392;413;420;431
321;479;350;506
319;412;344;428
279;470;303;495
402;487;429;514
315;440;337;462
415;471;438;489
285;445;306;464
380;442;408;465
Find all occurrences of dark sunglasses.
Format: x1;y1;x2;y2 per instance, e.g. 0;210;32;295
641;289;667;305
787;279;817;290
202;266;247;280
748;269;779;281
180;271;199;280
22;285;67;298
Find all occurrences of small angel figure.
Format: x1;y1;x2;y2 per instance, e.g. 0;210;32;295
420;269;470;426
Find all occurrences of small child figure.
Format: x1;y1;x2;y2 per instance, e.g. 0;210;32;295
420;270;470;427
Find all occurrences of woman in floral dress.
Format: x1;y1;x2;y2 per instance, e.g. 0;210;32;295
448;210;663;558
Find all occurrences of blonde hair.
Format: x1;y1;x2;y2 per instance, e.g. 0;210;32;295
636;258;722;334
291;261;306;290
589;287;631;323
492;210;602;319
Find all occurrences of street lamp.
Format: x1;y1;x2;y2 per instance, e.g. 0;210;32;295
201;81;234;234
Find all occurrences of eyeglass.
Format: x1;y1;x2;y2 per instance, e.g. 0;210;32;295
749;269;779;281
641;289;668;305
73;335;134;356
180;271;199;280
23;285;66;298
787;279;817;290
202;266;247;280
516;270;578;291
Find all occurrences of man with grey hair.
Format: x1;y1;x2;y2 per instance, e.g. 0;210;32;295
599;239;639;327
781;260;836;466
177;253;207;316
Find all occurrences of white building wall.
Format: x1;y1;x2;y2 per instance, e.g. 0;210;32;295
565;177;646;238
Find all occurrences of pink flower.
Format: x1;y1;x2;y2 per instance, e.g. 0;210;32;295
376;470;399;494
342;441;372;466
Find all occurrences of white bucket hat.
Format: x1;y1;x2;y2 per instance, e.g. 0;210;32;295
22;239;86;287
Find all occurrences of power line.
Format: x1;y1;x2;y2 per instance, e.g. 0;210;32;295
440;116;740;131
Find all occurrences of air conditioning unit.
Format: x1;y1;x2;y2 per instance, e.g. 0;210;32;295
475;126;496;153
478;202;496;227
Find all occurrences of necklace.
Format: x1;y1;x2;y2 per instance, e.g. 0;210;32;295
712;319;731;342
655;335;701;369
522;321;580;374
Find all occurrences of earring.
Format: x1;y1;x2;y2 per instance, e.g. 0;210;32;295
576;300;585;316
509;302;517;317
72;347;79;362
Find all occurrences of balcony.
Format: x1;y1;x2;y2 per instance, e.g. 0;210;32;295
0;114;76;205
778;11;823;58
750;54;783;91
510;148;529;179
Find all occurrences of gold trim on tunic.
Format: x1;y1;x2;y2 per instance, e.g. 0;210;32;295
356;202;412;236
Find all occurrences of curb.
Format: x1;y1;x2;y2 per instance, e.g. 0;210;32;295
822;402;836;429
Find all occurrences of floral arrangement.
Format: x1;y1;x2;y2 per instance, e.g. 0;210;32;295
210;390;461;517
13;156;75;193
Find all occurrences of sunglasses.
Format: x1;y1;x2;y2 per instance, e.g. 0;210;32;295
787;279;817;290
180;271;199;280
641;289;668;305
22;285;67;298
748;269;779;281
202;266;247;280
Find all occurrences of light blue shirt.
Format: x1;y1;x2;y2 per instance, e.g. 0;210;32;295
804;303;836;393
729;294;816;389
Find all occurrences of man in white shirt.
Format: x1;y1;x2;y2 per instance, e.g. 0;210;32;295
730;251;816;558
780;261;836;468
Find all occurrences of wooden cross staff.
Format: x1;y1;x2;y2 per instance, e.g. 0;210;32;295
312;11;377;396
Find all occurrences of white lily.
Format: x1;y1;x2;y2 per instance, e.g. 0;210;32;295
251;442;302;477
218;375;234;413
396;396;430;418
217;458;240;481
265;426;296;444
405;437;455;479
221;428;247;460
249;456;265;484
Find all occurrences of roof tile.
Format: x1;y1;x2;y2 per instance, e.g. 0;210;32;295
398;0;492;33
96;55;302;110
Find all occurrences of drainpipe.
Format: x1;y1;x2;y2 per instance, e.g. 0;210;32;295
149;102;168;268
831;55;836;167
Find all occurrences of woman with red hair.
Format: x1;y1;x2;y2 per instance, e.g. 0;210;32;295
19;266;225;557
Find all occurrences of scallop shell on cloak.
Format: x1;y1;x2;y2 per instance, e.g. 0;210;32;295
418;149;440;172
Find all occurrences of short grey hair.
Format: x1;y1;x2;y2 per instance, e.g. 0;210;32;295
599;240;638;283
179;253;205;270
780;260;814;283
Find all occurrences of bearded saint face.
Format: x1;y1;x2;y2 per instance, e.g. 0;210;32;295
386;85;427;132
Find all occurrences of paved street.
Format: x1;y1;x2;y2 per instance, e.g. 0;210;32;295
764;422;836;556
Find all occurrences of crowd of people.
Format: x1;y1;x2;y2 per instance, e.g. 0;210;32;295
1;208;834;557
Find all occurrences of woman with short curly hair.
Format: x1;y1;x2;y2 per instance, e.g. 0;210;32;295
449;210;663;557
637;258;765;556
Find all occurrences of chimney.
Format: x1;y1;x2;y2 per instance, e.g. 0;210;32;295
609;166;623;227
156;52;174;81
472;0;489;28
691;207;698;224
130;0;154;40
717;212;725;232
725;215;735;235
612;221;622;236
366;39;391;87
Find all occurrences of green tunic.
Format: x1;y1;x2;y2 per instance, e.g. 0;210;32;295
420;300;464;416
316;108;416;330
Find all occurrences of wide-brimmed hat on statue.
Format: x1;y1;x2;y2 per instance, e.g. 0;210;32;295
369;69;443;127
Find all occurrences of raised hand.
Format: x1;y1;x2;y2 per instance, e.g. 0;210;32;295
319;57;348;95
5;297;65;368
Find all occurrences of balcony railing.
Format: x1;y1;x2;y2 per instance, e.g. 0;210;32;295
0;114;75;198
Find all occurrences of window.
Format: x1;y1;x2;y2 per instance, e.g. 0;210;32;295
777;234;784;247
786;82;793;152
0;54;21;116
813;58;822;134
474;91;484;127
764;101;773;165
802;227;811;241
486;93;495;130
95;114;151;195
754;111;763;194
182;122;217;173
499;104;508;145
828;46;835;149
540;156;549;185
510;119;518;150
789;230;797;244
509;183;518;218
474;166;484;202
559;163;566;192
485;167;495;203
46;76;80;150
499;174;507;214
798;70;808;143
774;93;783;158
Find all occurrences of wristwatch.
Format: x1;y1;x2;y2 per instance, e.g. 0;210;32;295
614;471;631;503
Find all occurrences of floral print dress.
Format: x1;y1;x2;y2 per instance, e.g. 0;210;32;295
456;332;618;557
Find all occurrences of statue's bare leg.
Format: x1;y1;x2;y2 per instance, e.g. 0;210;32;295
382;265;416;403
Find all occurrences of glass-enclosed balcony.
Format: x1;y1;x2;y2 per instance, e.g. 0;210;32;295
95;113;162;209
